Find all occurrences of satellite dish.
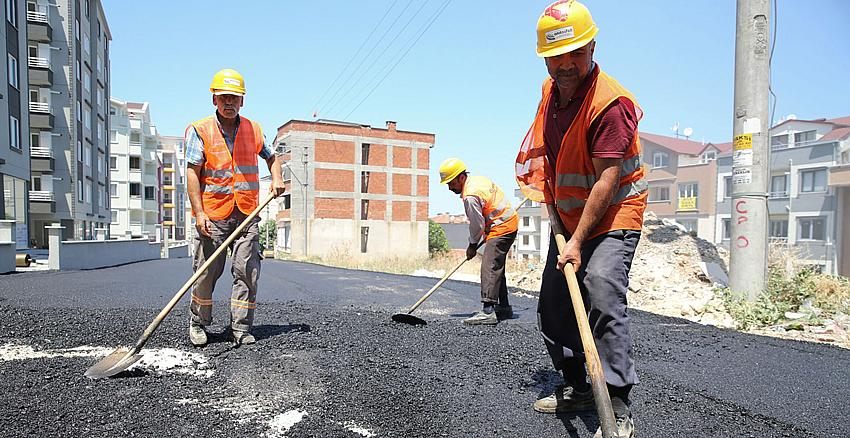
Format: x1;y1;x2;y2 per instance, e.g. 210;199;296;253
683;127;693;138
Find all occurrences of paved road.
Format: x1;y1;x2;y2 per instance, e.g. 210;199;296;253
0;258;847;437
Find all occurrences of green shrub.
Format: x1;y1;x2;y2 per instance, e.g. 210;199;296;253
259;219;277;250
428;220;450;255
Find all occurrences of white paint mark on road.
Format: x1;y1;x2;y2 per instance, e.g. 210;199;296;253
343;421;376;437
266;409;307;437
0;344;112;360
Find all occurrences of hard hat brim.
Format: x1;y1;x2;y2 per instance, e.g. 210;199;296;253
537;28;598;58
440;169;464;184
212;90;245;96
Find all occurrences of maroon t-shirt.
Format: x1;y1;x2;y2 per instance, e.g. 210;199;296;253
542;64;638;173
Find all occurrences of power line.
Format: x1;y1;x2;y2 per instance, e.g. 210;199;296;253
311;0;401;116
342;0;452;120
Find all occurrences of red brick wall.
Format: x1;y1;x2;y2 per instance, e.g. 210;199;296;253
416;202;428;221
278;121;436;144
417;175;428;197
393;173;411;196
417;148;429;170
365;172;387;194
366;200;386;220
366;144;387;166
315;168;354;192
394;146;412;168
392;201;411;221
315;139;355;164
315;198;354;219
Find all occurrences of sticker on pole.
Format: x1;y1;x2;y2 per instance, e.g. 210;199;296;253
732;167;752;184
733;149;753;166
733;134;752;150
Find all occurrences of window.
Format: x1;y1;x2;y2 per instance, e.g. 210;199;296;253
769;219;788;239
97;152;103;173
110;183;117;197
109;156;117;169
96;87;103;109
724;176;733;198
130;132;140;143
129;156;141;170
31;133;40;148
523;216;530;227
360;199;369;220
360;226;369;253
144;186;155;201
111;211;118;224
8;116;20;150
85;181;92;203
360;171;370;193
110;130;117;143
361;143;370;165
722;218;731;240
522;235;530;245
76;59;80;81
798;217;825;241
129;183;141;197
7;54;18;89
77;179;84;202
77;141;82;162
84;0;90;17
75;19;80;40
32;175;42;191
83;34;90;57
84;143;91;166
700;150;716;163
652;151;669;168
678;183;698;198
6;0;17;27
97;121;104;142
97;56;102;75
769;175;789;198
77;101;82;122
794;130;816;146
84;106;91;131
771;134;789;149
800;169;827;193
648;186;670;202
84;68;91;94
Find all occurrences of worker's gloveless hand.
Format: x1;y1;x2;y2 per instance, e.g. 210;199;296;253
466;243;478;261
270;179;286;198
557;238;582;273
196;212;212;237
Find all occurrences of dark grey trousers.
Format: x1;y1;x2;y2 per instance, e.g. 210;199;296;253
538;229;640;388
480;231;517;305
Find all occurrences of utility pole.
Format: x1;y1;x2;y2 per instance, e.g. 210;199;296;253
730;0;771;299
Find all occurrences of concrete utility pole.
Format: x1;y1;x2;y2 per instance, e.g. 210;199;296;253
729;0;771;299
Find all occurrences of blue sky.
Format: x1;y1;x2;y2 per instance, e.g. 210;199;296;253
103;0;849;215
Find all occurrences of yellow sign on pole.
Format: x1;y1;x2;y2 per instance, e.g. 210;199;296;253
734;134;752;151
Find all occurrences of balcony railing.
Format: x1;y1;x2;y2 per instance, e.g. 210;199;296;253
768;191;789;199
28;57;50;69
29;102;50;113
26;11;48;23
30;147;53;158
30;191;54;202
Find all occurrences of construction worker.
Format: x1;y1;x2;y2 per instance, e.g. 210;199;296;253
439;158;518;325
185;69;284;346
515;2;646;437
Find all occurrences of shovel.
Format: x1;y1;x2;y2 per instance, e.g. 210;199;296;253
392;241;483;325
546;204;617;438
85;192;278;379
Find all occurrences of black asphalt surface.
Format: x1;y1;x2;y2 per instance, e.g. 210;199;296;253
1;258;848;437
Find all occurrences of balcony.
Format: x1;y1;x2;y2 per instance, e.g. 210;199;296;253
30;147;55;172
129;143;142;156
29;191;55;214
29;102;54;129
768;191;789;199
26;11;52;42
829;164;850;187
28;58;53;86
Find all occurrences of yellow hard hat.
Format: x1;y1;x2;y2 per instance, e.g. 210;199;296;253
536;0;598;58
439;158;467;184
209;68;246;96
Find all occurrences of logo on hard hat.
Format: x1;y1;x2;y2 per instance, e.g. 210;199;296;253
223;78;241;86
543;0;571;22
546;26;575;43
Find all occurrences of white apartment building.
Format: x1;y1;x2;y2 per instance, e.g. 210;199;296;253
158;135;186;241
28;0;112;245
510;189;550;261
109;99;161;239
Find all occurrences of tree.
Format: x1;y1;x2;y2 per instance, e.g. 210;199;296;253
428;220;450;255
259;219;277;250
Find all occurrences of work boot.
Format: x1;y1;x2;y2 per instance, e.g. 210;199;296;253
463;310;498;326
189;323;208;347
495;304;513;320
532;384;594;413
593;415;635;438
230;329;256;346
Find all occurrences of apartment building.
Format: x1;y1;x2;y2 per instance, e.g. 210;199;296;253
641;132;731;240
510;190;550;261
27;0;111;244
275;119;434;258
716;116;850;276
158;135;186;241
109;99;161;239
1;0;30;248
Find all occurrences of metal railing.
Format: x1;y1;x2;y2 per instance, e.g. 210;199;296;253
30;147;53;158
29;191;53;202
26;11;48;23
29;102;50;113
768;191;789;198
28;57;50;69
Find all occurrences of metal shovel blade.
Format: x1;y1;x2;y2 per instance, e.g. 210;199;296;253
84;347;142;379
391;313;427;326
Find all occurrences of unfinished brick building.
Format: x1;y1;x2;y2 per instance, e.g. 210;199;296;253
275;120;435;259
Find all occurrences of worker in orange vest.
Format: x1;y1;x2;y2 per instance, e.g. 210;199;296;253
184;69;285;347
440;158;518;325
515;2;647;437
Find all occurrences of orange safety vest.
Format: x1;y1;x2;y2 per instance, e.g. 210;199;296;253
189;115;264;220
516;70;647;239
462;175;519;240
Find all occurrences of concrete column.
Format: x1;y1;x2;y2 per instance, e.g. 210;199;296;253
47;224;65;270
0;220;14;242
94;228;108;241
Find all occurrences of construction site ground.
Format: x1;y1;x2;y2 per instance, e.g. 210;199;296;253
1;259;848;437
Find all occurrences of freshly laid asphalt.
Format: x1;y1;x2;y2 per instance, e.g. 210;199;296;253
1;258;848;437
